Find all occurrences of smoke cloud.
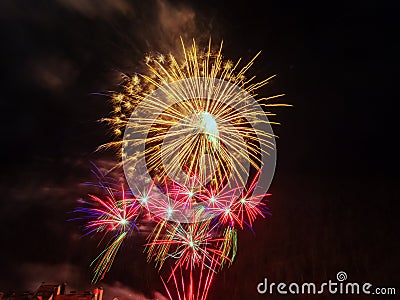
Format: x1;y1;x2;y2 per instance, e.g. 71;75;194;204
102;282;168;300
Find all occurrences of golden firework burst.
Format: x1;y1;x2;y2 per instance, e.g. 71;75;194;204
100;38;289;211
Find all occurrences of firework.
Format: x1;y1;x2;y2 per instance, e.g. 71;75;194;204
161;259;219;300
146;209;234;272
76;38;288;299
100;38;287;222
147;209;236;300
75;185;140;236
74;179;141;282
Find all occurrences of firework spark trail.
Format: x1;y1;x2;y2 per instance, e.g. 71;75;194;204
161;255;220;300
91;231;127;283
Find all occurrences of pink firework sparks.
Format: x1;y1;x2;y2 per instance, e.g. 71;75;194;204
147;219;229;272
161;257;220;300
80;185;141;235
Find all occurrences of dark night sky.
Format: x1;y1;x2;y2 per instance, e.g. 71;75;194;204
0;0;399;299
